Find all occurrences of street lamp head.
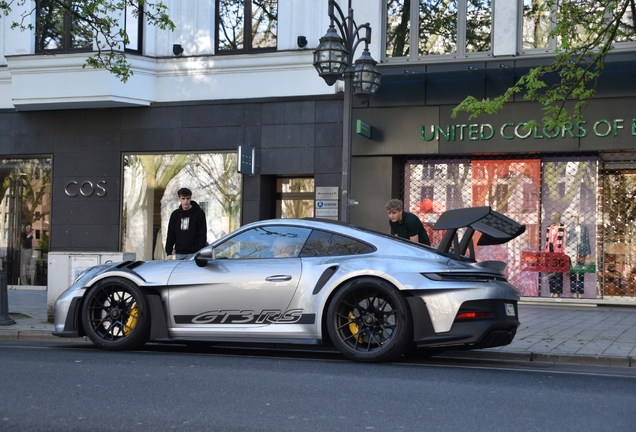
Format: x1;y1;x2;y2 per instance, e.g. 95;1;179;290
352;49;381;103
313;25;349;86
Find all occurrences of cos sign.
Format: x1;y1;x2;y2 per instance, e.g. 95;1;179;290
65;181;107;197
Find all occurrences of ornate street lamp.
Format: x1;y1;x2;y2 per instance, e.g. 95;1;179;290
313;0;381;223
313;25;348;86
352;48;381;104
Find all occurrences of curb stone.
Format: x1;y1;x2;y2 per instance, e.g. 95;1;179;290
441;349;633;367
1;326;633;368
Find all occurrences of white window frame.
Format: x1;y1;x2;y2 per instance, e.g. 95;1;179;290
518;0;636;56
382;0;494;64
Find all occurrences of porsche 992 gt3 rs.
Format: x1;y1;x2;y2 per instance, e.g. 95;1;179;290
53;206;524;363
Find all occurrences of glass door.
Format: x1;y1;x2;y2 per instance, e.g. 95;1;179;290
276;177;314;218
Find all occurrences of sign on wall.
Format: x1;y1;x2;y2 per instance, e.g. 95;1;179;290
315;187;339;220
238;144;255;176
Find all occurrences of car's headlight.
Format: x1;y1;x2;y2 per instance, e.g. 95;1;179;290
73;268;91;284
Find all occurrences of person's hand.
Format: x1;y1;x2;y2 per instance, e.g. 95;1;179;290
167;255;173;260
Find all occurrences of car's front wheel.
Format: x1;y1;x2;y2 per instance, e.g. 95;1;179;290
327;277;413;362
82;278;151;350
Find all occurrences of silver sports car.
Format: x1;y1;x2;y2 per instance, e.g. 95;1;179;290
53;206;524;363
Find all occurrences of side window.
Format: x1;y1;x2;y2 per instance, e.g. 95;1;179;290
216;0;278;54
125;1;143;54
300;230;375;257
384;0;491;62
215;226;311;259
36;0;92;52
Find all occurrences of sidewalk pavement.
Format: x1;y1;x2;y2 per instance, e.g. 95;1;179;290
2;288;636;367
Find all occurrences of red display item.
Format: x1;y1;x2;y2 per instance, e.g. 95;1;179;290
521;251;570;273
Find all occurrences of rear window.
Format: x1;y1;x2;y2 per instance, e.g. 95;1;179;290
300;230;375;257
349;226;449;258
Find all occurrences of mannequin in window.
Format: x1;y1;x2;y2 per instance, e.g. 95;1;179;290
565;211;591;298
545;212;565;297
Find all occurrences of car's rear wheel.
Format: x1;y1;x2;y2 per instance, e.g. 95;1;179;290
82;278;151;350
327;277;413;362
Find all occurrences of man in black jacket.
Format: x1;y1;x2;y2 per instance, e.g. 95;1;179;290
165;188;207;260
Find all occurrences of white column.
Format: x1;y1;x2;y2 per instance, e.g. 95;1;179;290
493;0;519;57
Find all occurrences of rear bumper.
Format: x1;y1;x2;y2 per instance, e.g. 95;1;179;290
407;297;520;349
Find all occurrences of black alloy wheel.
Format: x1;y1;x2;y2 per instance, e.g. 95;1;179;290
327;277;413;362
82;277;151;350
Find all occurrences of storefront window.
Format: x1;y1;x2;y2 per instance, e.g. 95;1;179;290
122;153;242;261
601;166;636;297
405;157;602;298
0;158;51;286
541;158;598;299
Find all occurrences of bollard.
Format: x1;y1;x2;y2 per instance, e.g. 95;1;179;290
0;270;16;326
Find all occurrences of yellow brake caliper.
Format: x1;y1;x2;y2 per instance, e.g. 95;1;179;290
124;304;138;335
348;311;363;343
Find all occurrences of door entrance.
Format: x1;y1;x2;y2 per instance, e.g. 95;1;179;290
601;169;636;297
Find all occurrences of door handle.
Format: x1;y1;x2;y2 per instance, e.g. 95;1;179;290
266;275;292;282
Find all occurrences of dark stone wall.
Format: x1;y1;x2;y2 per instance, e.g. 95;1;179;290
0;96;343;252
353;59;636;156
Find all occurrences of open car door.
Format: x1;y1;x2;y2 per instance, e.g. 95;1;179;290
434;206;526;261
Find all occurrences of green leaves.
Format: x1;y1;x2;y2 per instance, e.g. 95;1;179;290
454;0;634;128
1;0;175;83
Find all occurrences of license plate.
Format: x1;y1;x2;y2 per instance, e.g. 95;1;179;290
505;303;515;317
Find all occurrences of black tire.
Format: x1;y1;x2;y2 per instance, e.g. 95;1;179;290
327;277;413;363
82;277;151;350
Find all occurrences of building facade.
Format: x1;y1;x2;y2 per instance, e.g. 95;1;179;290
1;1;635;302
349;1;636;302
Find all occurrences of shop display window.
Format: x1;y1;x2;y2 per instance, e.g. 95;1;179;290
601;167;636;297
122;153;242;261
540;158;598;299
0;158;51;286
405;157;601;298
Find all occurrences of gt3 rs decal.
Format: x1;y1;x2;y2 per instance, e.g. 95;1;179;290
174;309;315;325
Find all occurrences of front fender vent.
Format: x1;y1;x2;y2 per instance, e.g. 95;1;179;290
422;272;507;283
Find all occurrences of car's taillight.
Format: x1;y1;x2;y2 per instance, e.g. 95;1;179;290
457;312;491;318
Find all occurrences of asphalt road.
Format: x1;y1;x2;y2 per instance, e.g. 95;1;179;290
1;340;635;432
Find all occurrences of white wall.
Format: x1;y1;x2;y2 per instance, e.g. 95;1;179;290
1;0;33;62
493;0;518;57
0;0;414;109
154;0;215;57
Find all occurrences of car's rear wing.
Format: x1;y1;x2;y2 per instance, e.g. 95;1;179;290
433;206;526;261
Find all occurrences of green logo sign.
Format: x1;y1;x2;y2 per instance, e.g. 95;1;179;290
357;120;372;139
421;119;635;141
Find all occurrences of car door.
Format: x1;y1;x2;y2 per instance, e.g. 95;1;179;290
167;225;312;331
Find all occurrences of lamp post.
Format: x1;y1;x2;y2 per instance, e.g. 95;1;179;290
313;0;381;223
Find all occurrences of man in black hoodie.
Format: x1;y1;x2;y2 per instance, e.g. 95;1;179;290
165;188;207;260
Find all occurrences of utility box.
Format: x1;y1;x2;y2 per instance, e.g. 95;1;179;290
47;252;136;319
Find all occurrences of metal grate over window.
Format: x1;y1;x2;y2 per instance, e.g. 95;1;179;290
400;154;636;301
600;157;636;300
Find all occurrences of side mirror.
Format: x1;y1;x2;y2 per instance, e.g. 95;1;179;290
194;248;214;267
